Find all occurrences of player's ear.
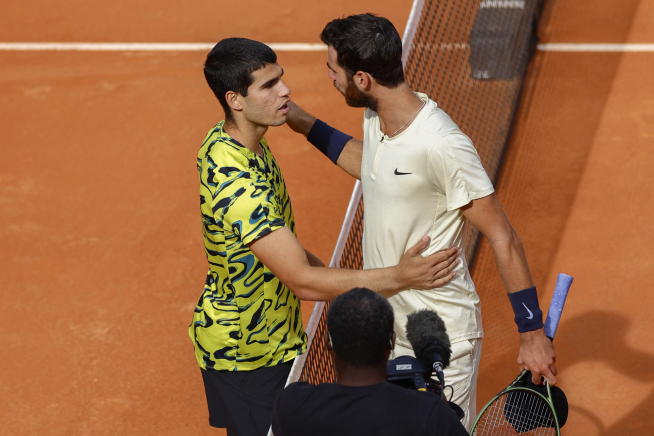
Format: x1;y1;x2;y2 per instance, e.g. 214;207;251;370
389;331;396;350
353;71;372;92
225;90;244;113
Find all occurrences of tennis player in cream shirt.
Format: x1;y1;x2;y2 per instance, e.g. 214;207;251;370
286;14;557;430
360;92;490;426
361;91;492;348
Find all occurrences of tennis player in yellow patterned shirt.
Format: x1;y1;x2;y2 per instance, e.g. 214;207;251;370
193;121;306;372
190;38;461;436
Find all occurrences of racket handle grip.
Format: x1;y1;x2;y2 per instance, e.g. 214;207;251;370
544;273;573;340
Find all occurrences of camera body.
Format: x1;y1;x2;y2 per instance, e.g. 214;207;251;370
386;355;436;394
387;355;464;419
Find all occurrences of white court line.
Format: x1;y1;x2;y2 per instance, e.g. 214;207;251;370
0;42;327;51
537;43;654;52
1;42;654;53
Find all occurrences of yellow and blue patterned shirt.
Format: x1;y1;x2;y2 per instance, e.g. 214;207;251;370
189;121;306;371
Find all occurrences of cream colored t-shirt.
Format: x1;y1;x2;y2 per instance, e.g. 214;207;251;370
361;93;495;348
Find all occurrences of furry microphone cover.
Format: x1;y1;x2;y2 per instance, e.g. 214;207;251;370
405;309;452;368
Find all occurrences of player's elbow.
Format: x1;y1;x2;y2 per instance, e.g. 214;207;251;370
287;284;322;301
279;268;315;300
487;226;523;253
508;228;524;251
286;284;311;300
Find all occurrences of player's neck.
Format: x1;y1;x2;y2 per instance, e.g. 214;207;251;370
224;119;267;156
376;84;424;138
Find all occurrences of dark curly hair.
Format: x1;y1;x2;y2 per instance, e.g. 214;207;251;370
320;13;405;88
327;287;394;368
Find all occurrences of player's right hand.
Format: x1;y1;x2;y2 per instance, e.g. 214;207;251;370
397;236;459;290
518;328;558;385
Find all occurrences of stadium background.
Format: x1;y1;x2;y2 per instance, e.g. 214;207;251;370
1;0;653;434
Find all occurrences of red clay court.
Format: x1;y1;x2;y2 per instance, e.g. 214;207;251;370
1;0;653;434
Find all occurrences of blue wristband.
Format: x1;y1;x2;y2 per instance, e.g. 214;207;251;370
507;287;544;333
306;119;352;164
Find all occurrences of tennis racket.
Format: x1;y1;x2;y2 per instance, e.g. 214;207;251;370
470;274;574;436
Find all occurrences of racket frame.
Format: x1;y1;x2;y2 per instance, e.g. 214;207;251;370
470;370;560;436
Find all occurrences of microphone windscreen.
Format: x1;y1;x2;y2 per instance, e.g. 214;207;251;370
405;309;452;367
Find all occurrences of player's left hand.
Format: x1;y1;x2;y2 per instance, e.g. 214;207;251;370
517;328;557;385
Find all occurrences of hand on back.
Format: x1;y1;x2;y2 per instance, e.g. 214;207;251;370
396;236;459;290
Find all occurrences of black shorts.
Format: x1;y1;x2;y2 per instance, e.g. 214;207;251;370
201;360;293;436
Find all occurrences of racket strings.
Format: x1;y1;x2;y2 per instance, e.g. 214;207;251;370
473;390;556;435
505;391;555;432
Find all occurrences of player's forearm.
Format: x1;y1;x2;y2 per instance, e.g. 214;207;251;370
251;228;457;301
489;228;534;293
285;265;404;301
493;232;555;364
286;101;361;178
336;139;363;180
467;199;556;381
306;122;361;179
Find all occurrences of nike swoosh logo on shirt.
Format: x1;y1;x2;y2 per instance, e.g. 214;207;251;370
522;303;534;320
394;169;412;175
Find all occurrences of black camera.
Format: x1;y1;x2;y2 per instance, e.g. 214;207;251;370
386;355;464;419
386;355;439;394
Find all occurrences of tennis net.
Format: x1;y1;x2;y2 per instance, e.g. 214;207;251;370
285;0;545;387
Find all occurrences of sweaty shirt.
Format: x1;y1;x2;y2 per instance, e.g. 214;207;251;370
361;93;495;347
189;121;306;372
272;381;469;436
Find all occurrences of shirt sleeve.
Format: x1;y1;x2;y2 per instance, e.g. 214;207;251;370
428;133;495;211
214;170;286;246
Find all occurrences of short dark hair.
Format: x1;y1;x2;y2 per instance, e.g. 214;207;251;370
327;287;394;368
320;14;405;88
204;38;277;122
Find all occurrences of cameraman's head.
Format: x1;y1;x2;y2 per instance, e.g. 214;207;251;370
327;288;395;378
